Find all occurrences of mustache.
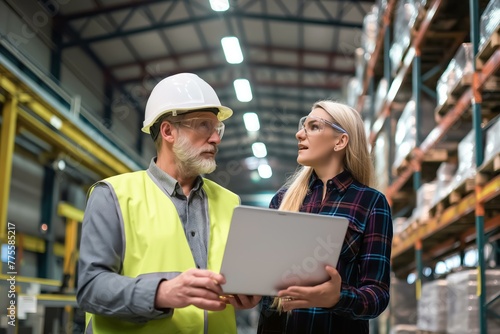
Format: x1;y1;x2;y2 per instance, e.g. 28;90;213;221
200;146;218;155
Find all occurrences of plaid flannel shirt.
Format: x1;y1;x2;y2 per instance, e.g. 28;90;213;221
258;170;393;334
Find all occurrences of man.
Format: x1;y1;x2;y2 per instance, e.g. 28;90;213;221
77;73;260;333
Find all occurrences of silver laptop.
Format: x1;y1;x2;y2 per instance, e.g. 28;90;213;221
219;205;349;296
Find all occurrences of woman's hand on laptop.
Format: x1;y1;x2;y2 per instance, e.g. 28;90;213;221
221;294;262;309
277;266;342;312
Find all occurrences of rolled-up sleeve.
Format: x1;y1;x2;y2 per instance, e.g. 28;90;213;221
76;184;173;323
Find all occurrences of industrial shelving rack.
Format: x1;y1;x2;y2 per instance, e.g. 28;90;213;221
0;44;145;279
357;0;500;333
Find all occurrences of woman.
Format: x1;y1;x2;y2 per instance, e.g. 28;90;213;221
258;101;392;334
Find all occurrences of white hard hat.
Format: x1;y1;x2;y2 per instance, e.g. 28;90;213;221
142;73;233;134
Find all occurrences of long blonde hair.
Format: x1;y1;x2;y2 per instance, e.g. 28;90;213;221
279;100;374;212
272;101;374;311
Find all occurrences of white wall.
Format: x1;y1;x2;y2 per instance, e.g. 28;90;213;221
8;153;44;236
0;1;51;72
1;1;105;118
109;95;140;152
60;60;104;117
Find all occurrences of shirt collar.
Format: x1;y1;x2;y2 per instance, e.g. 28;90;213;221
309;169;353;194
148;158;204;197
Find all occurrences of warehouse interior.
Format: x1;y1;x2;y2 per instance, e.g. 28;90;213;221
0;0;500;333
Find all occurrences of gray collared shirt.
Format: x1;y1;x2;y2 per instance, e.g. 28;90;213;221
77;158;210;323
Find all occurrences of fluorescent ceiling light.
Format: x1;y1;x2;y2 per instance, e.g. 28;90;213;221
209;0;229;11
252;142;267;158
234;78;252;102
258;164;272;179
243;112;260;131
244;156;260;170
221;36;243;64
49;115;62;130
57;159;66;171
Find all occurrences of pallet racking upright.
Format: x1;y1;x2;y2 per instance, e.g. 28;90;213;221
356;0;500;332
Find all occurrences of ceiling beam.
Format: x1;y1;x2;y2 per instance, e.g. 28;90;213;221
92;0;142;66
123;76;343;91
218;91;337;103
220;78;344;90
248;61;353;75
118;62;352;85
61;15;214;48
60;0;362;29
108;44;354;70
56;20;142;111
62;12;362;48
60;0;173;21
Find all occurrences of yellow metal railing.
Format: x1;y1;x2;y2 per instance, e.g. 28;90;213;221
0;60;138;243
0;95;18;242
58;202;83;291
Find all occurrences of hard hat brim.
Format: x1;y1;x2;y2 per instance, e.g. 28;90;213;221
141;105;233;134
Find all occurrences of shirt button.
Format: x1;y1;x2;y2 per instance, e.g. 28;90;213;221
191;231;196;237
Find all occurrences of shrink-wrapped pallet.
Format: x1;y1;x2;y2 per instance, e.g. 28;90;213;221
390;324;418;334
375;0;388;25
417;280;448;332
479;0;500;52
390;0;427;73
484;116;500;163
392;98;435;173
448;130;475;192
431;162;456;207
390;278;418;326
362;6;379;57
393;101;416;171
446;269;500;334
436;43;473;106
345;77;361;108
374;78;388;114
393;217;407;236
374;130;390;191
355;48;366;84
409;181;436;223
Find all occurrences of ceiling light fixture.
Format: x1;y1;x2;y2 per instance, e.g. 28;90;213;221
252;142;267;158
258;164;272;179
234;78;252;102
243;112;260;131
209;0;230;11
244;156;260;170
221;36;243;64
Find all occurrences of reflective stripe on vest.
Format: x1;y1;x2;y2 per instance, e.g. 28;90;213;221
86;171;239;334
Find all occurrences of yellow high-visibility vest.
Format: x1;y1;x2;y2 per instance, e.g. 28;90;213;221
85;171;239;334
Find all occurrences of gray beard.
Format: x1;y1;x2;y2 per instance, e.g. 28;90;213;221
173;135;217;177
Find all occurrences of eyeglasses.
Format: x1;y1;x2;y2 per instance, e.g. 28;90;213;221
298;115;348;136
171;118;225;139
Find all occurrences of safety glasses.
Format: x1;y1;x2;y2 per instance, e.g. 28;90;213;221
172;118;225;139
298;115;348;136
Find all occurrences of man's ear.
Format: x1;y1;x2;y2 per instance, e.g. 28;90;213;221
335;133;349;151
160;121;176;143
